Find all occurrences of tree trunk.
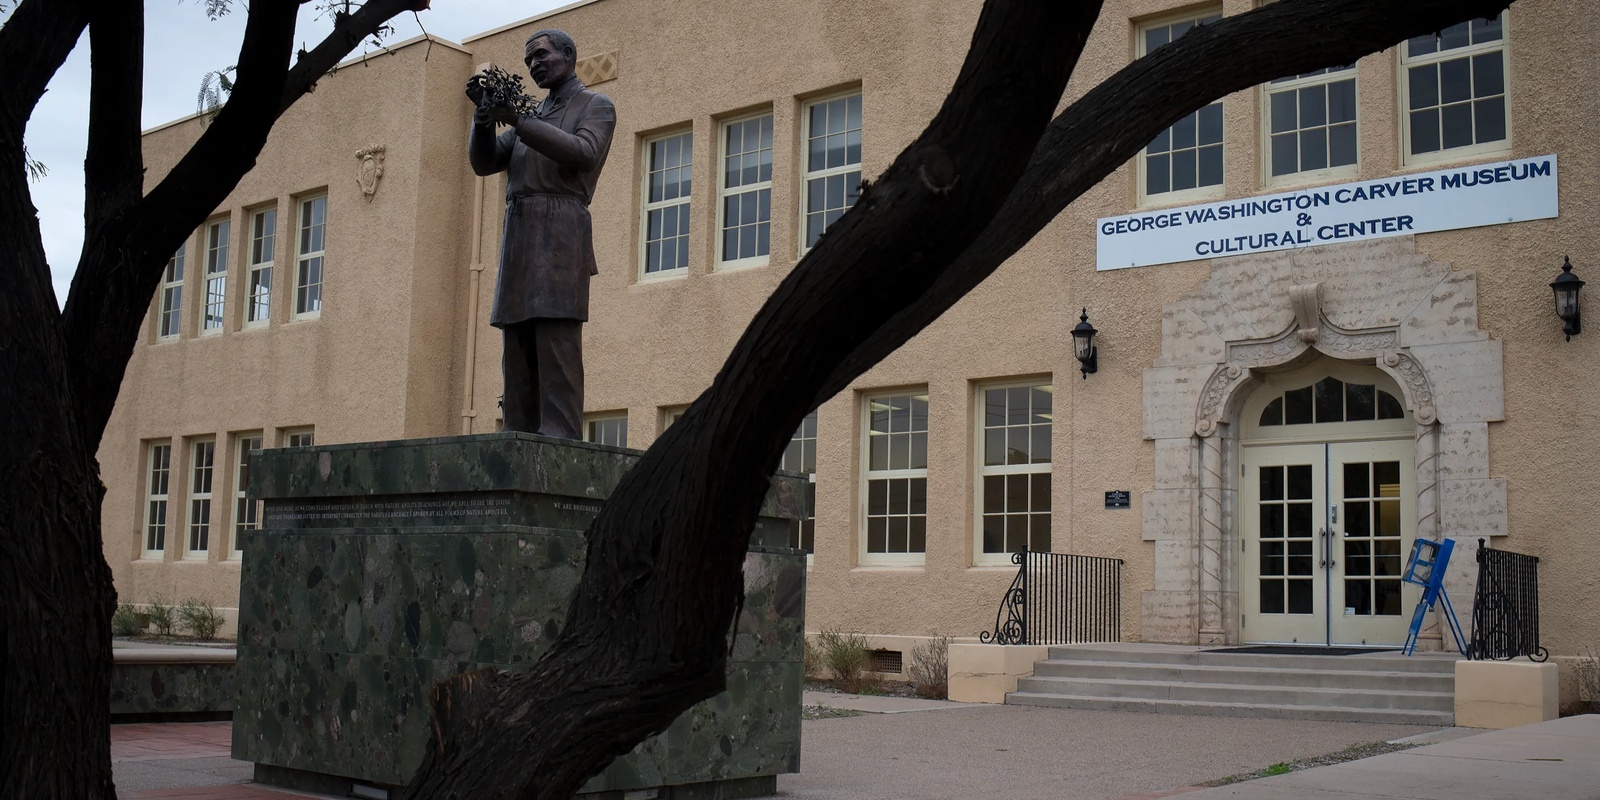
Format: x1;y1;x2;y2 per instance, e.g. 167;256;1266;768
0;137;119;800
404;1;1521;797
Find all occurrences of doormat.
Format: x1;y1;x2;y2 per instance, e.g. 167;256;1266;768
1204;645;1400;656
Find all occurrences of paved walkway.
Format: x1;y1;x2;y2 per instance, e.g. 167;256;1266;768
1164;714;1600;800
110;706;1600;799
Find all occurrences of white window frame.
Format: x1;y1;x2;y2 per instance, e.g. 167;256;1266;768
143;441;172;558
158;246;185;340
1136;9;1225;206
231;432;263;558
716;111;774;270
660;406;688;432
974;381;1054;566
639;129;693;281
1260;66;1360;187
187;438;215;558
859;390;928;566
584;413;629;448
245;207;276;328
294;194;326;320
781;410;818;557
283;427;315;448
799;91;863;254
1398;12;1511;167
201;218;229;334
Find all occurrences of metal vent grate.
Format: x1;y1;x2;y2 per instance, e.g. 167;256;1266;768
868;649;902;674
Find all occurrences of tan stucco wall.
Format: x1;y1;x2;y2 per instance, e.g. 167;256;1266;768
106;0;1599;659
105;37;476;615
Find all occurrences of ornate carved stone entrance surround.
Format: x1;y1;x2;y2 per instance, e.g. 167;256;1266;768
1139;236;1506;646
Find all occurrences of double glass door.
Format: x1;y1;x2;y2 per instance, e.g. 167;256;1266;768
1242;439;1416;646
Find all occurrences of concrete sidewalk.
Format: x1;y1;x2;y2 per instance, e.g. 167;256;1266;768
1169;714;1600;800
110;705;1600;800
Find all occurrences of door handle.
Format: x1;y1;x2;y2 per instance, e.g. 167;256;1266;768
1317;528;1327;568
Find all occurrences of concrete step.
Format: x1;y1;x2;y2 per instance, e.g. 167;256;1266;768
1029;659;1455;691
1044;645;1460;674
1006;691;1454;727
1014;675;1456;712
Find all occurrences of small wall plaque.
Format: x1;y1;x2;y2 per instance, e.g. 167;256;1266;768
1104;490;1131;509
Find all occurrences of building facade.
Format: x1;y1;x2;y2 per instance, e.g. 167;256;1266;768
112;0;1598;703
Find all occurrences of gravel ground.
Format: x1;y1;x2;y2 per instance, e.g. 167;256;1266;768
1202;740;1422;786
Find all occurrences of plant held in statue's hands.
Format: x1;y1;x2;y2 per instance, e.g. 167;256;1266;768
467;65;538;124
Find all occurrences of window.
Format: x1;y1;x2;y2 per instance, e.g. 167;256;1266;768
801;93;861;250
143;442;172;556
780;410;818;554
863;392;927;562
1401;14;1508;163
158;247;185;339
1258;376;1405;426
1138;12;1223;202
295;195;326;317
246;208;275;327
660;406;687;431
978;383;1052;562
718;113;773;267
188;439;215;556
232;433;262;556
584;414;628;448
201;219;229;333
284;427;315;448
642;131;692;277
1265;66;1357;181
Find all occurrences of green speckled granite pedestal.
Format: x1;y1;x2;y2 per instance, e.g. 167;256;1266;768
234;433;806;797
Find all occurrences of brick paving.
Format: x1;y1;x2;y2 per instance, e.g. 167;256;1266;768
112;722;330;800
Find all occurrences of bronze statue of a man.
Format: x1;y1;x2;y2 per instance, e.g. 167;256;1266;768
468;29;615;439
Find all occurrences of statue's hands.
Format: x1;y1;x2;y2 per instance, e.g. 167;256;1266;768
465;74;487;107
485;105;520;126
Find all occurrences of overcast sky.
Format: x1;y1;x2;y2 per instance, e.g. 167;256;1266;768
19;0;568;304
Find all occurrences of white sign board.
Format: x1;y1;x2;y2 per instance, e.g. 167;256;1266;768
1096;154;1559;271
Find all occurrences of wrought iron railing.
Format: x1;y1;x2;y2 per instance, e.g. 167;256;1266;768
1469;538;1547;661
981;548;1123;645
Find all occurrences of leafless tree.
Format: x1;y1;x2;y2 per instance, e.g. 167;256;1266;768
0;0;1515;798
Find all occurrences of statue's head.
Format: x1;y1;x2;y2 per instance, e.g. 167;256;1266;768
525;29;577;90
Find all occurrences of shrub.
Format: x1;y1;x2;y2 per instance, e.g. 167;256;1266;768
178;597;226;640
803;637;825;681
817;628;871;691
909;635;950;699
145;595;176;636
1577;647;1600;713
110;603;147;637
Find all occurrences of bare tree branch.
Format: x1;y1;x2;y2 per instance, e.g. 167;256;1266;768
280;0;430;113
81;1;145;239
401;2;1103;797
0;0;91;128
811;0;1519;405
60;0;431;447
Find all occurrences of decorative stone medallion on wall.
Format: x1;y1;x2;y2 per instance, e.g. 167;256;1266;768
356;145;385;202
576;51;619;87
1139;236;1505;646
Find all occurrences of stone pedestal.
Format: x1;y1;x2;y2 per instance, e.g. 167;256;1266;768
233;433;807;797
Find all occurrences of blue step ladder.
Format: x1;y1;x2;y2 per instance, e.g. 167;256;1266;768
1402;537;1468;656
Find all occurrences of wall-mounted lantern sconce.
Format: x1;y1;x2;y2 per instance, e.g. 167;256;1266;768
1551;256;1583;341
1071;308;1099;379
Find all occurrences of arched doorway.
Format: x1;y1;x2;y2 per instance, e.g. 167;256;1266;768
1238;361;1418;646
